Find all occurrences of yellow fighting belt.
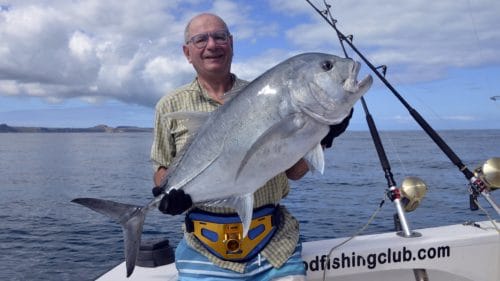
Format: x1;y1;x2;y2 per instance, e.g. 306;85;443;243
185;205;280;261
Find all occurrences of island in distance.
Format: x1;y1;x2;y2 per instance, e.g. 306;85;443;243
0;123;152;133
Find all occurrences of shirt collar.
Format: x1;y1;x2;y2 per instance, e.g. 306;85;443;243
193;74;246;104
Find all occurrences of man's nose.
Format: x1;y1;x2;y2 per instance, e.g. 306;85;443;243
205;35;217;48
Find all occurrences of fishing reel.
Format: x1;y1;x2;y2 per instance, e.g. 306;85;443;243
400;176;428;212
391;176;427;234
473;157;500;191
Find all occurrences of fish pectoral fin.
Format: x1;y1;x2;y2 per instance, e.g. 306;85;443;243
236;116;304;180
162;111;210;133
304;143;325;174
207;193;254;238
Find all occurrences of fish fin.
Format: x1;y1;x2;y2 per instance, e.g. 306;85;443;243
162;111;210;133
234;194;254;238
236;115;303;180
304;143;325;174
71;198;146;277
205;194;254;238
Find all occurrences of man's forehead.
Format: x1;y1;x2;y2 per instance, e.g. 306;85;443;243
188;16;226;34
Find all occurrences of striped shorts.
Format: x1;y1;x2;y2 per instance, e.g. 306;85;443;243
175;239;306;281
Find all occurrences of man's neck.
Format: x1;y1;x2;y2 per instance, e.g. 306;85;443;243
198;74;234;104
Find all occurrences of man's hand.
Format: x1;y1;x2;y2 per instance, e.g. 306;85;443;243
155;188;193;215
321;109;353;148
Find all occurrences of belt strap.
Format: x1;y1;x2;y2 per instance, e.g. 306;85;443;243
185;205;280;261
185;204;280;232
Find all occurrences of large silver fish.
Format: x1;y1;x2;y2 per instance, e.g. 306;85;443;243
72;52;372;277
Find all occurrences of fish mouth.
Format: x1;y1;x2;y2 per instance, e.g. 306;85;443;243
355;75;373;92
343;61;371;93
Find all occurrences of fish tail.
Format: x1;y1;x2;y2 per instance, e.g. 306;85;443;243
71;198;146;277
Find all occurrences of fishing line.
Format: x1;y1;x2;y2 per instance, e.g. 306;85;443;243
321;194;386;281
379;131;411;177
472;198;500;234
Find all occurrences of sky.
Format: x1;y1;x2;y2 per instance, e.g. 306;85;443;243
1;0;500;130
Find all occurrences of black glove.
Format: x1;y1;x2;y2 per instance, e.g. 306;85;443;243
152;186;164;197
156;188;192;215
321;109;353;148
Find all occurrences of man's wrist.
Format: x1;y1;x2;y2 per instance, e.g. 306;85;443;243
154;166;168;186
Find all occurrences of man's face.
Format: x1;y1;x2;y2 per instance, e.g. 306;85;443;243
183;15;233;78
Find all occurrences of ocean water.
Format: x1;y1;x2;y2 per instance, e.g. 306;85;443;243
0;130;498;280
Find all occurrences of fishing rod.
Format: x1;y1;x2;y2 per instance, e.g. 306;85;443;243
310;0;415;237
313;3;427;281
306;0;499;215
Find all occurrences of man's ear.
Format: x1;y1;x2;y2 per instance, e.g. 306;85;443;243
183;45;192;63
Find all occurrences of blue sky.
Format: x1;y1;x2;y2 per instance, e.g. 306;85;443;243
1;0;499;130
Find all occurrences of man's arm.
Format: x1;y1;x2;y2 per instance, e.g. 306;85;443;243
286;159;309;180
154;166;168;187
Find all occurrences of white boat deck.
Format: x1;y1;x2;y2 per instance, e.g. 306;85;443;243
97;220;499;281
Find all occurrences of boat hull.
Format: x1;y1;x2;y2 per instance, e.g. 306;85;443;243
96;220;499;281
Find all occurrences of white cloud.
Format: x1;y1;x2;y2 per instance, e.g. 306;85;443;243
142;55;194;94
233;49;303;81
0;80;20;95
1;0;499;115
443;115;477;121
276;0;500;83
69;31;94;62
0;0;191;106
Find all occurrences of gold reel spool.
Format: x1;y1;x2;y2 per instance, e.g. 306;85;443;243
475;157;500;191
401;176;428;212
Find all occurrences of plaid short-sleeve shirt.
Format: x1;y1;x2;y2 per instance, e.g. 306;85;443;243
150;76;300;272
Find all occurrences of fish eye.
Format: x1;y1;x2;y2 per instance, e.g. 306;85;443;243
321;60;334;71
